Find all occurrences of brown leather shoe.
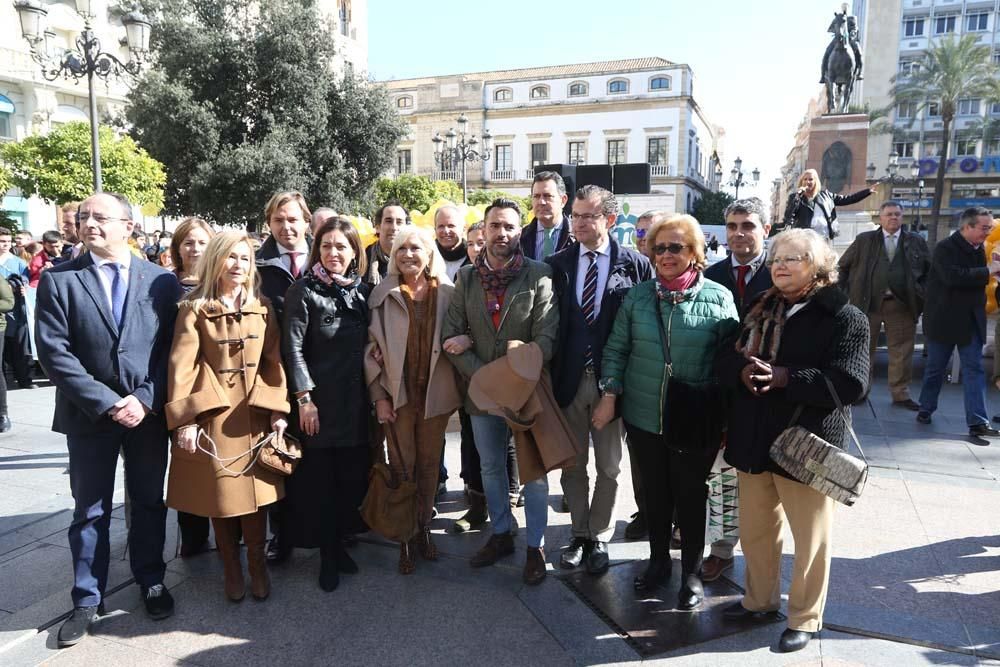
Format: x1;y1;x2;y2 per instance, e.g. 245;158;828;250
523;547;547;585
417;528;438;561
470;532;515;568
702;555;734;582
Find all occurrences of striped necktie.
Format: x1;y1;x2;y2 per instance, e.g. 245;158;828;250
582;251;598;366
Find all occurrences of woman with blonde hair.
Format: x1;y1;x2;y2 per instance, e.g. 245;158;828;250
782;168;876;240
365;224;461;574
165;231;290;602
718;228;869;652
594;213;739;608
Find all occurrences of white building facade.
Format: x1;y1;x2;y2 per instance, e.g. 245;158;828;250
383;57;724;214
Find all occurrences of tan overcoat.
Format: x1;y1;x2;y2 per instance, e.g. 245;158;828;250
165;298;290;518
364;275;462;419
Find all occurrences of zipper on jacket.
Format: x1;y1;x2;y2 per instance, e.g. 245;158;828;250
657;302;676;435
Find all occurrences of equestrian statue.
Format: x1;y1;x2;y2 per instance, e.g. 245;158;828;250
820;3;864;115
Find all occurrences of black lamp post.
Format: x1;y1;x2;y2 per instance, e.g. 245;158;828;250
13;0;152;192
432;113;492;204
715;156;760;199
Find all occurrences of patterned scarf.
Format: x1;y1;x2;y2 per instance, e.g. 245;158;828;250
736;284;819;361
655;269;703;305
310;262;361;289
475;245;524;316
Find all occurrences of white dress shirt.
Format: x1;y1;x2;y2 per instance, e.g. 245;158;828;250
883;229;900;257
277;242;309;275
575;237;611;319
730;251;766;285
92;253;132;316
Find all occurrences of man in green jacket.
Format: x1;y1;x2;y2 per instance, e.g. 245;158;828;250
442;198;558;585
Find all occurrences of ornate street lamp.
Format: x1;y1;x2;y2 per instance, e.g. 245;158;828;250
13;0;152;192
432;113;492;204
715;156;759;199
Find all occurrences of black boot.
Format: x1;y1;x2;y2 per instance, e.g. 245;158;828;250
633;557;671;592
451;489;488;533
319;545;340;592
678;572;704;609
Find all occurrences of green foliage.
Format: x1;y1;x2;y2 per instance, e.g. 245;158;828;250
467;189;531;214
433;180;463;204
0;122;165;211
692;190;735;227
0;163;11;196
125;0;406;229
890;35;1000;244
374;174;439;214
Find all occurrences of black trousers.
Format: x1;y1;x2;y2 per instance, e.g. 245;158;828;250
3;328;32;386
626;422;717;576
177;511;210;549
282;445;370;549
0;334;9;412
458;408;519;495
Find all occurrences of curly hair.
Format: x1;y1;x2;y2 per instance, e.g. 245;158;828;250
769;228;838;286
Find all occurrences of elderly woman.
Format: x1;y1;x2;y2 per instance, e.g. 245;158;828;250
366;225;461;574
782;169;875;240
168;217;217;558
718;228;869;653
166;231;290;603
282;217;372;593
594;214;739;609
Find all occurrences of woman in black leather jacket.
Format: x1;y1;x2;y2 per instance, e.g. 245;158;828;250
280;217;372;593
782;169;876;240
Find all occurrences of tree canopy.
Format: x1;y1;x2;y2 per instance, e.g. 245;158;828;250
692;190;735;227
126;0;406;229
0;122;165;212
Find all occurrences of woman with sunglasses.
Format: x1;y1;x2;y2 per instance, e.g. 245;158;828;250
594;214;739;609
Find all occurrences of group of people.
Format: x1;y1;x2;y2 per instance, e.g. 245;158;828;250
31;167;1000;656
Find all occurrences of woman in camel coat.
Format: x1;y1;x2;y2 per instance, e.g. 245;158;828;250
166;231;290;603
365;225;461;574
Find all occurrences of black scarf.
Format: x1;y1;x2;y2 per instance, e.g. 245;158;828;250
437;240;468;263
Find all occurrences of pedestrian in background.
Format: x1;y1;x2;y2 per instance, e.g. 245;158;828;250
782;169;875;240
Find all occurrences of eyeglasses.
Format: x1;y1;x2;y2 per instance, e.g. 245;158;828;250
766;254;807;267
76;211;128;225
652;243;689;256
570;212;607;222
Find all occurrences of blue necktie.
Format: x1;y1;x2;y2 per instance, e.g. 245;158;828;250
106;263;126;329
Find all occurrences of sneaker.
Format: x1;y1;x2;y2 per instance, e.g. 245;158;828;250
142;584;174;620
57;605;99;647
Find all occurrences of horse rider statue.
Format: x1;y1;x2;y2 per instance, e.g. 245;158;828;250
820;3;863;84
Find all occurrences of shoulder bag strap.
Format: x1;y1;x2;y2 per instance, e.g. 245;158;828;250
821;375;867;462
382;421;411;483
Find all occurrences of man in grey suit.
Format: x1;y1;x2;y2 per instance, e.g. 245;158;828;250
36;192;182;647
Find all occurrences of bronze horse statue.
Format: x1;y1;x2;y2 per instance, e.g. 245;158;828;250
824;16;859;114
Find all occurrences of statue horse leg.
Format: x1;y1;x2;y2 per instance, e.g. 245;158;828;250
840;78;854;114
826;81;835;113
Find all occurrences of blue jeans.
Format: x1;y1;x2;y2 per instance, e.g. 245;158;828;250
918;335;989;427
470;414;548;547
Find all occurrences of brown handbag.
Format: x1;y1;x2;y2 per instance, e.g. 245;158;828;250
256;431;303;477
359;422;419;543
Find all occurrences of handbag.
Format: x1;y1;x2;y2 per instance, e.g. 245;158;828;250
769;375;868;506
359;422;419;543
194;428;301;477
653;294;723;451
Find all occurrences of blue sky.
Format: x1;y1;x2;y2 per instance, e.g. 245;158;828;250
369;0;839;199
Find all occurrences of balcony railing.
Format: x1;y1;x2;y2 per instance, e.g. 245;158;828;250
431;170;459;182
489;170;517;181
651;164;671;177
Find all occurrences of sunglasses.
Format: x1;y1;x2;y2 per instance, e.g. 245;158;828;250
652;243;689;256
635;228;647;240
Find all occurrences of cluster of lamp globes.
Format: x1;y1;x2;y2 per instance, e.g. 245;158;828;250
13;0;152;72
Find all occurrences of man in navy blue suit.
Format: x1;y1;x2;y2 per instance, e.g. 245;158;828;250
36;192;182;647
521;171;573;260
546;185;652;575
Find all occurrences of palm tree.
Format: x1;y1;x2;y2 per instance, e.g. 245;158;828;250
890;35;1000;245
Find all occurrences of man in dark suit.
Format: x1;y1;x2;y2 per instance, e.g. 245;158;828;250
917;207;1000;438
702;197;773;583
838;201;930;410
547;185;652;575
255;190;312;562
521;171;573;260
35;193;182;647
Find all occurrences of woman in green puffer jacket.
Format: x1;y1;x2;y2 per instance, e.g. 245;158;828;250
593;213;739;609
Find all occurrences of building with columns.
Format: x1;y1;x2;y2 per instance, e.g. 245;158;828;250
382;57;725;214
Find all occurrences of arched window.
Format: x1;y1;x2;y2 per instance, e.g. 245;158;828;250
608;78;629;94
494;87;513;102
649;76;670;91
0;94;13;139
395;96;413;109
339;0;350;36
530;85;550;100
568;81;588;97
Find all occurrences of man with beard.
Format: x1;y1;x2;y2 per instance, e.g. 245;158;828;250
442;198;557;585
521;172;573;260
364;201;410;286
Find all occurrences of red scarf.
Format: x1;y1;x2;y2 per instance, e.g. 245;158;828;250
658;266;698;292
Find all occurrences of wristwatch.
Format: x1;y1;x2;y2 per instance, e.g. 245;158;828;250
296;393;312;406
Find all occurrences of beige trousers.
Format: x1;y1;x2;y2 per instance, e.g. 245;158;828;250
868;296;917;402
738;470;835;632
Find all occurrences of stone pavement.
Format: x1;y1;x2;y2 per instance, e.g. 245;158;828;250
1;351;999;666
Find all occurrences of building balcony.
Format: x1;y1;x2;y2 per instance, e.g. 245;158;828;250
489;170;517;182
651;164;672;177
431;170;460;182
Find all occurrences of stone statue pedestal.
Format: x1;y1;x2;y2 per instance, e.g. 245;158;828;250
807;113;873;248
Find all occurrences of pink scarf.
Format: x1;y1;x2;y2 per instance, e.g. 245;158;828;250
659;266;698;292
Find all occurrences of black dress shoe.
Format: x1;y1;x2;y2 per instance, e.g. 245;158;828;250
624;512;647;540
892;398;921;411
722;601;780;622
992;414;1000;424
266;536;289;564
778;628;814;652
916;411;932;424
677;573;704;610
57;606;99;647
559;537;591;569
586;541;610;575
142;584;174;620
970;423;1000;438
0;415;11;433
633;558;671;592
337;548;359;574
